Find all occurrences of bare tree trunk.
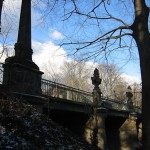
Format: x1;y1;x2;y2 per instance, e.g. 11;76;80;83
132;0;150;149
135;36;150;150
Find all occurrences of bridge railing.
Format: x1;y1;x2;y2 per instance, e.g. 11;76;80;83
41;78;141;113
41;79;93;103
102;97;128;111
102;97;141;113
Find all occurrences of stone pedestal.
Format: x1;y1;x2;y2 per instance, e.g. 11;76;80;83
84;107;107;150
119;113;139;150
2;0;43;95
3;56;43;95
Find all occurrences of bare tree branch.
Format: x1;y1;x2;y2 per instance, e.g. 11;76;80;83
61;25;132;52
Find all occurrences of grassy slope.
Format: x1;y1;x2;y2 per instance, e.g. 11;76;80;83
0;98;99;150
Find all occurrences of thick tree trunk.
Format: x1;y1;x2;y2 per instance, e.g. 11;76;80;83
132;0;150;149
134;36;150;150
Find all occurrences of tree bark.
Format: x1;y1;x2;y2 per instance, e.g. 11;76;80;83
131;0;150;149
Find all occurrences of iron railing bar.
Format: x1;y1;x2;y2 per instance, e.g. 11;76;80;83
42;78;92;95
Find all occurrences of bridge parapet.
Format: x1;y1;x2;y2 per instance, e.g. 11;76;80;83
41;78;141;114
102;97;128;111
41;79;93;103
101;97;141;114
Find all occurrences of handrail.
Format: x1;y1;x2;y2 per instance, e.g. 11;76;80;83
41;78;141;113
41;78;93;103
42;78;92;95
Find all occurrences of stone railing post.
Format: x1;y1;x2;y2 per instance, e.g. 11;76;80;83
84;107;108;150
119;112;139;150
126;86;133;112
91;68;102;106
85;68;107;150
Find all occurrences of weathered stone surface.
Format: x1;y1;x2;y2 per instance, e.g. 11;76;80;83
2;0;43;94
3;62;43;94
119;114;139;150
91;68;102;106
16;0;32;60
85;111;107;150
138;122;142;145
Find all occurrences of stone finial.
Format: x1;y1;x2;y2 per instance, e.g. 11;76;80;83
91;68;101;89
126;86;133;99
126;86;133;111
91;68;102;106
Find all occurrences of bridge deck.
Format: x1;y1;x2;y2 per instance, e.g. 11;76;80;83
41;79;141;115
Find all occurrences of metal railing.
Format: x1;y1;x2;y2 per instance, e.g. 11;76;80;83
102;97;128;111
41;79;93;103
0;65;141;113
102;97;141;113
41;78;141;113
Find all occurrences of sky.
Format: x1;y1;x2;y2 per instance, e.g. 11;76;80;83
0;0;147;85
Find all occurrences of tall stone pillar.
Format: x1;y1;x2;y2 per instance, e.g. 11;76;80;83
119;113;139;150
3;0;43;94
85;68;107;150
15;0;32;60
85;108;107;150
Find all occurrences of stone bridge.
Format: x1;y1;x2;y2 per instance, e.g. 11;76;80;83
0;0;142;150
0;72;142;150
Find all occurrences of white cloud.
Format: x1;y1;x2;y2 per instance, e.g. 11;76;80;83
32;41;67;73
0;41;67;76
121;74;141;85
50;30;65;40
0;39;142;86
32;43;142;85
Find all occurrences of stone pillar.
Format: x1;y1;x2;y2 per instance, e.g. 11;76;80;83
138;122;142;147
126;86;133;111
3;0;43;95
15;0;32;60
91;68;102;106
85;108;107;150
85;68;107;150
119;113;139;150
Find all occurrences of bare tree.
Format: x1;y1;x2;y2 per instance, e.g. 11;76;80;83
40;0;149;148
97;63;127;100
44;59;128;100
42;61;62;83
0;0;19;60
1;0;150;148
113;83;127;101
60;60;92;91
132;82;142;108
